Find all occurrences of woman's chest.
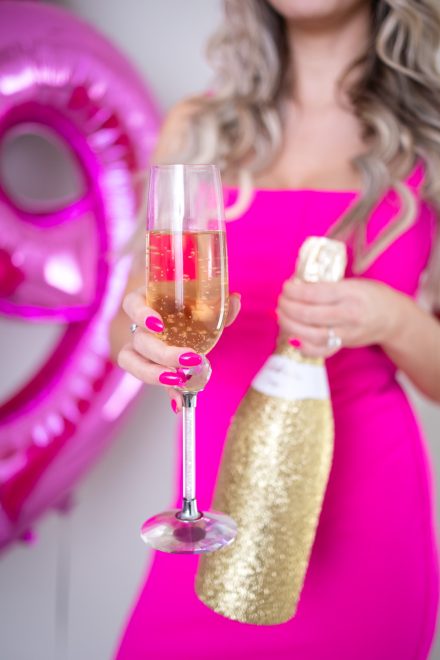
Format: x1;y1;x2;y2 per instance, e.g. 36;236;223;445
224;187;435;314
254;104;365;192
225;191;355;313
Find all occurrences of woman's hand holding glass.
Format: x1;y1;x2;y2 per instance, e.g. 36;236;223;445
118;288;241;412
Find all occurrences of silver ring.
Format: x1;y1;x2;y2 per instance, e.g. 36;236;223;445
327;327;342;350
130;323;138;335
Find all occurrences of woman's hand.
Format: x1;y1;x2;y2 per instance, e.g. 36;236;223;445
276;277;402;358
117;288;241;413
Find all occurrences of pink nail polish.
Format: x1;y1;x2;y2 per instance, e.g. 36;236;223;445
159;372;184;386
289;338;302;348
177;368;192;383
179;352;202;367
145;316;164;333
171;399;179;414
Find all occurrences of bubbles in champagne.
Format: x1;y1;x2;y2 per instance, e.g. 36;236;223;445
146;230;228;354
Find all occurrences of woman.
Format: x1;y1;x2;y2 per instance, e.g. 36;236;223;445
112;0;440;657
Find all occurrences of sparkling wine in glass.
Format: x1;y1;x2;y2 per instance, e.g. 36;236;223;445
140;164;237;554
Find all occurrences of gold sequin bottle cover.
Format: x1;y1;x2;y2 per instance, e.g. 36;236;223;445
195;237;347;625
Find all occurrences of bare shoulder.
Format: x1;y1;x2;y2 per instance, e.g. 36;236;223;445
152;96;204;162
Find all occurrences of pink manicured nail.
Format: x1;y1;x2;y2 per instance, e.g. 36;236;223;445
171;399;179;414
159;372;184;386
179;352;202;367
177;368;192;383
145;316;164;333
289;338;302;348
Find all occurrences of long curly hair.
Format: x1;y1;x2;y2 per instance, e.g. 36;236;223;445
158;0;440;292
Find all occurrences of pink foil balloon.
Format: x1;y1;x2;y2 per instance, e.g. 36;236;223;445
0;1;159;549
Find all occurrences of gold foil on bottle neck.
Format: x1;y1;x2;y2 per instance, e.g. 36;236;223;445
295;237;347;283
277;238;347;360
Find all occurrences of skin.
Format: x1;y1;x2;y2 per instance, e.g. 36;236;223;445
116;288;241;414
112;0;440;411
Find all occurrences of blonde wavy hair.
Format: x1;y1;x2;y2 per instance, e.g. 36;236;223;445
154;0;440;303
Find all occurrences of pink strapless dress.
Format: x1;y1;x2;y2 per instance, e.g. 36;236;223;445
115;174;439;659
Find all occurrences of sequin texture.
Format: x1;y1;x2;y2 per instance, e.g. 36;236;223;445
195;238;346;625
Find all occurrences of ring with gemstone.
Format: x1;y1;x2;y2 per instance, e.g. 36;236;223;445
327;327;342;350
130;323;138;335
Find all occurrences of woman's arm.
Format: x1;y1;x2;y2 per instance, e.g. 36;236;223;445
381;293;440;402
277;278;440;404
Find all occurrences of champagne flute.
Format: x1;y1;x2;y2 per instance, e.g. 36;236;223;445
140;164;237;554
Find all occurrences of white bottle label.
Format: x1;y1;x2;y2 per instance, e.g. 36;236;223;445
251;354;329;401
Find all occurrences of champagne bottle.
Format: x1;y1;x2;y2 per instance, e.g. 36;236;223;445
195;237;347;625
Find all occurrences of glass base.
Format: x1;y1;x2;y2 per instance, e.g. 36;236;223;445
140;509;237;554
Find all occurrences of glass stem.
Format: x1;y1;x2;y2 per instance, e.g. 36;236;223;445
179;392;200;520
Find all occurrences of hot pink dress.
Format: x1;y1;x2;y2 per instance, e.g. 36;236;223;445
116;172;439;659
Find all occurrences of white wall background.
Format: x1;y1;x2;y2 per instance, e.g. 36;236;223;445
0;2;439;659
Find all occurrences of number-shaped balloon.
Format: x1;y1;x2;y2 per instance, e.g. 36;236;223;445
0;1;158;549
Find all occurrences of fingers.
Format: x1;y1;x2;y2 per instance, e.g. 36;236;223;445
120;288;203;411
123;288;164;332
225;292;241;327
277;310;329;346
277;279;360;357
121;285;239;417
167;388;183;414
123;287;203;368
163;292;240;410
118;342;185;413
282;279;343;305
277;296;341;327
132;329;200;370
120;287;240;407
277;310;344;359
117;344;185;387
293;340;339;359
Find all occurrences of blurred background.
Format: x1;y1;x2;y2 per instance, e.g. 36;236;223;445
0;1;438;659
